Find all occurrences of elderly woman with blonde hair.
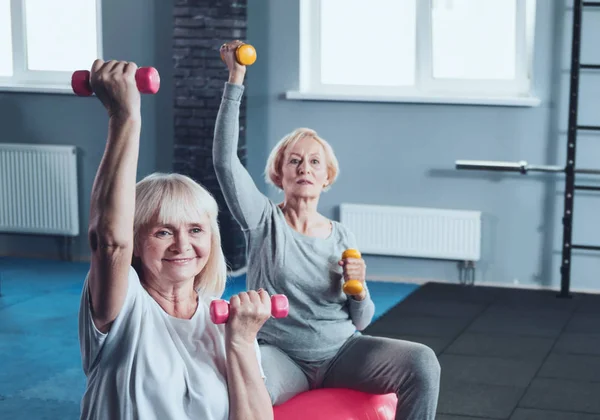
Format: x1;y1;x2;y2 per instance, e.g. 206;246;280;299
213;41;441;420
78;59;273;420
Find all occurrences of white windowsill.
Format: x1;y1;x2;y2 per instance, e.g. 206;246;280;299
0;83;76;95
285;91;541;107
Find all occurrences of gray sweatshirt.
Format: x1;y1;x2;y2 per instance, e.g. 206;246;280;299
213;82;375;363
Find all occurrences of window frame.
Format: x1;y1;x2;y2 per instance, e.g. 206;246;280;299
290;0;539;107
0;0;103;95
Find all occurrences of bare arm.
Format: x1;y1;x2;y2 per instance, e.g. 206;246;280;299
226;342;273;420
226;291;274;420
87;60;142;333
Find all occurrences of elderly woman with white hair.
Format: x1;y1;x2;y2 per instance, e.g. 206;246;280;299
213;41;441;420
78;59;273;420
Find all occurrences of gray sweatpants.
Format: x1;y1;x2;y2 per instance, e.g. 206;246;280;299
260;334;441;420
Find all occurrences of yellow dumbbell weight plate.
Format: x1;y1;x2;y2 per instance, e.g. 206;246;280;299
342;248;361;260
236;44;257;66
343;279;363;295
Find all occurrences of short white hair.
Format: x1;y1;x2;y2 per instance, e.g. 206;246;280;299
264;128;339;191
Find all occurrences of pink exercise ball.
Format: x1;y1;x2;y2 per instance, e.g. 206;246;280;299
273;388;397;420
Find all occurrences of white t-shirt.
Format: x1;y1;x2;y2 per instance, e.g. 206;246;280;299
78;266;264;420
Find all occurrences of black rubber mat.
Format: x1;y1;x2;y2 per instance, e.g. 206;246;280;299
363;282;600;419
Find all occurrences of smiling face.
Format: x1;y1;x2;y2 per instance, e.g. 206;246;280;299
132;173;227;298
135;212;212;287
280;135;330;198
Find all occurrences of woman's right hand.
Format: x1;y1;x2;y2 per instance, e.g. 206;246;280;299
225;290;271;347
220;40;247;85
90;59;141;120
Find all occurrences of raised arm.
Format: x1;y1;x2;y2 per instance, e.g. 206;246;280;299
87;60;141;333
213;41;269;231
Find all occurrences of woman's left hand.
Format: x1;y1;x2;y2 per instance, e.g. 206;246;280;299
339;255;367;300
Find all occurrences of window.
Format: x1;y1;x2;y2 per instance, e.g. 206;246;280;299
289;0;539;106
0;0;102;94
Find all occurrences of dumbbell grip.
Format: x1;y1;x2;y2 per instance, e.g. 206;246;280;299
220;43;257;66
71;67;160;96
210;294;289;324
341;248;364;295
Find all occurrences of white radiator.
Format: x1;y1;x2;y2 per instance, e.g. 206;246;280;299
0;143;79;236
340;203;481;261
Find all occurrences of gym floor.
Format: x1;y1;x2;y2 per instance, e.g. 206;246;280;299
365;282;600;420
2;257;599;419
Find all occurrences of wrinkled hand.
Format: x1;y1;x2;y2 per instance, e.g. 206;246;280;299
89;59;141;120
339;255;367;299
225;290;271;346
220;40;246;84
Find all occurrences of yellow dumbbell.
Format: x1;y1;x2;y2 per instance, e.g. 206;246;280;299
221;43;257;66
341;248;364;295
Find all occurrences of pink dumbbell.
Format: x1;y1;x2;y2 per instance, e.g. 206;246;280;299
210;294;289;324
71;67;161;96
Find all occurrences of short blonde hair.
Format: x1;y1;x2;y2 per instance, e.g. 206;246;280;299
265;128;339;191
133;173;227;300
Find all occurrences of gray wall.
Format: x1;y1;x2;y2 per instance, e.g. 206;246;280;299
246;1;600;291
0;0;174;260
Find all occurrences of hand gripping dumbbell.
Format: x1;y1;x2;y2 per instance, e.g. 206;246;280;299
71;67;161;96
341;248;364;295
220;43;257;66
210;294;289;324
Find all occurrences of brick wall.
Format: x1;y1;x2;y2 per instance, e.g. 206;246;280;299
173;0;248;271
